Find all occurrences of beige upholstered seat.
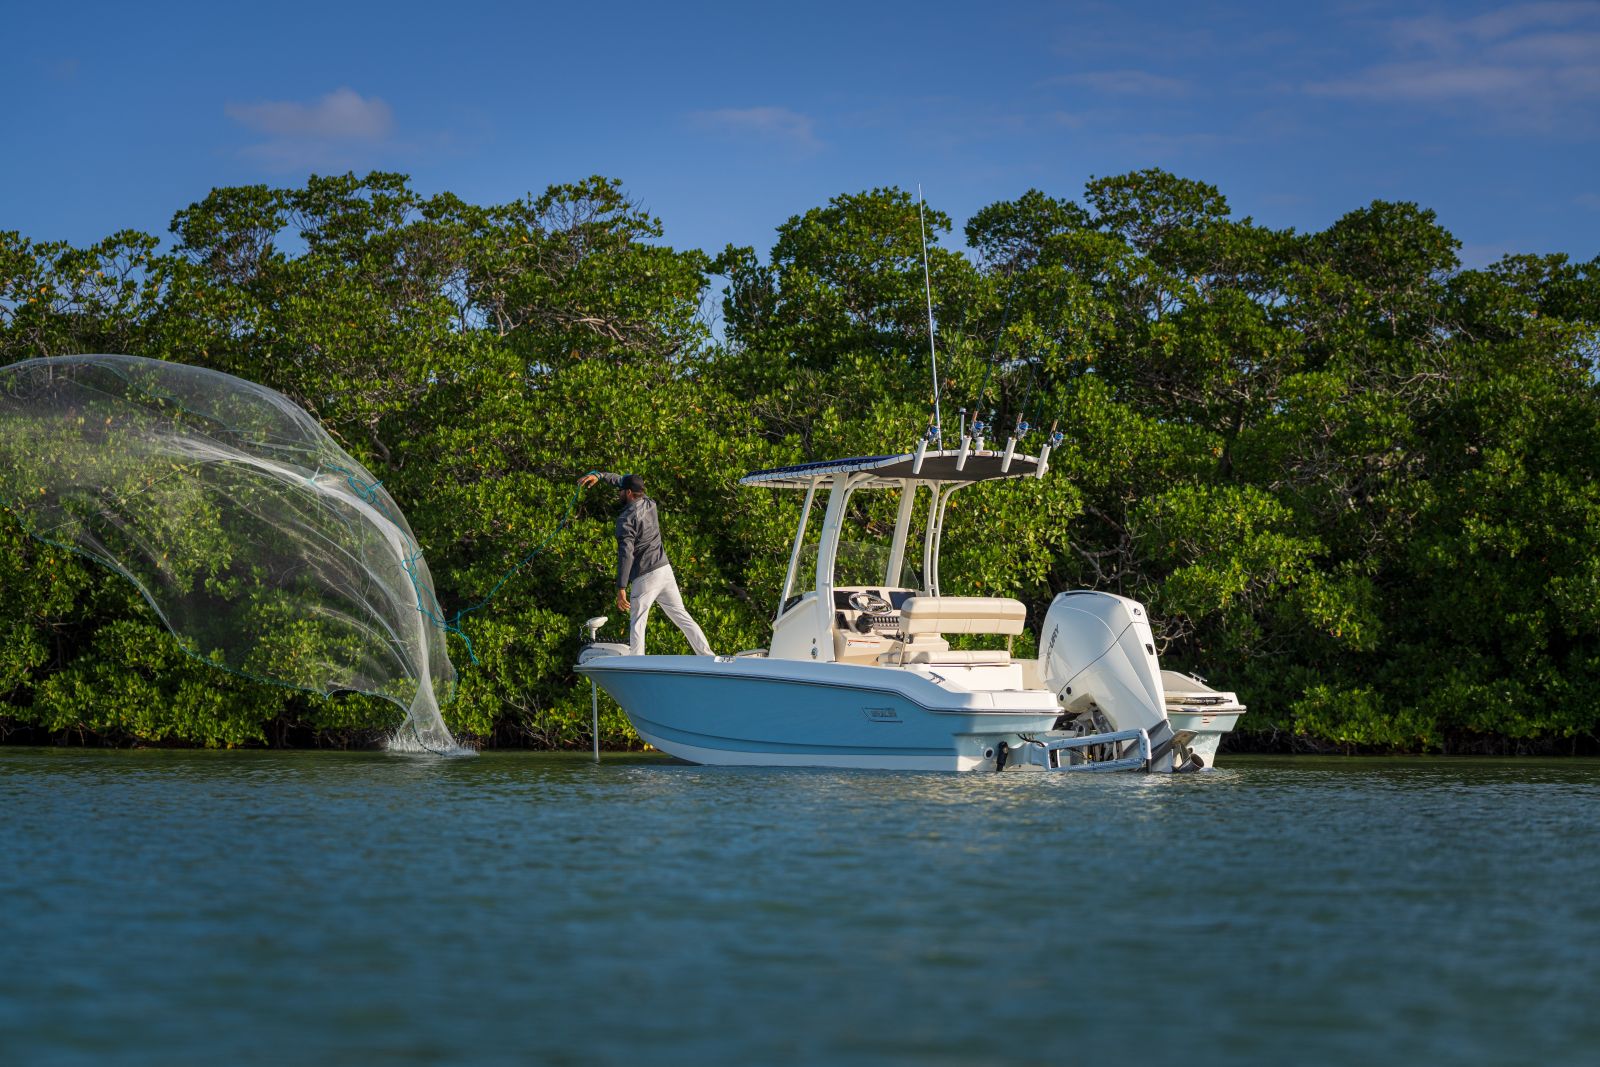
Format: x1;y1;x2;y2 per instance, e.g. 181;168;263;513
898;596;1027;636
876;597;1026;667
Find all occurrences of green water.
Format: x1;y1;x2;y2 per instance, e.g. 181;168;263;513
2;750;1597;1066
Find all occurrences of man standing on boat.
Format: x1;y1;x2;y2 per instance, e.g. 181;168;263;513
578;471;715;658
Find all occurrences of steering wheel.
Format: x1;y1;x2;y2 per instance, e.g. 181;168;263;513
847;591;893;614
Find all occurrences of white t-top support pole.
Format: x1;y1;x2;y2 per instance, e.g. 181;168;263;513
885;479;918;589
775;480;818;623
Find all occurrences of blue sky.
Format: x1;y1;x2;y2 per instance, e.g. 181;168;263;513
6;0;1597;269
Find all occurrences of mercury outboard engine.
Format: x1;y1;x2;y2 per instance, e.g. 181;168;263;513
1040;591;1180;773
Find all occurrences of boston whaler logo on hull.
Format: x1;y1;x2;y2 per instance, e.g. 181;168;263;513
862;706;902;723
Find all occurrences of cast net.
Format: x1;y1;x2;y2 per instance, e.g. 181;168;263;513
0;354;466;754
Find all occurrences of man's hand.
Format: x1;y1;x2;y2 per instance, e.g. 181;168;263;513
578;473;599;488
616;587;630;613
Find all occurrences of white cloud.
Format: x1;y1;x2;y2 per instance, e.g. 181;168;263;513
1458;1;1598;43
226;87;394;141
1310;62;1532;101
1044;109;1089;129
1494;29;1600;64
1307;3;1600;131
690;106;821;153
223;87;397;171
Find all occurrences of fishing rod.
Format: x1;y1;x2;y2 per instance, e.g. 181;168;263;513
917;186;942;449
995;263;1078;473
973;263;1021;425
1023;269;1075;476
958;262;1024;459
1012;265;1078;448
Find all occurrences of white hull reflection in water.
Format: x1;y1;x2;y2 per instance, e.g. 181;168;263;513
580;449;1245;772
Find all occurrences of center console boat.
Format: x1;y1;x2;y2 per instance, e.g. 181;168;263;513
577;445;1244;772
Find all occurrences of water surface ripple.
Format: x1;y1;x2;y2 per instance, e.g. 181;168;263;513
2;751;1597;1066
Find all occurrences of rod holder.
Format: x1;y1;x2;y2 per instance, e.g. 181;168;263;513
956;436;971;470
1036;420;1061;479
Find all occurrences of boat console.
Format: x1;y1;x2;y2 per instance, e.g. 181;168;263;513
827;586;913;665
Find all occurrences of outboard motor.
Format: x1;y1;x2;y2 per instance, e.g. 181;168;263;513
1040;591;1179;772
577;615;630;665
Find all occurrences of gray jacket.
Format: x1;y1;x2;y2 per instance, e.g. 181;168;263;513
597;472;670;588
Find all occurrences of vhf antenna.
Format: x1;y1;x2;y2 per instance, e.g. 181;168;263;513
918;185;942;448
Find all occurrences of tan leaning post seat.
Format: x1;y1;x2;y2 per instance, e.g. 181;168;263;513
900;596;1027;635
878;596;1027;666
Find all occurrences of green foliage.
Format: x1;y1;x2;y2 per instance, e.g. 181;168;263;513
3;169;1598;752
25;617;286;747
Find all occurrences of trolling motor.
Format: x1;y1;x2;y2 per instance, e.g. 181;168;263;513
577;615;628;762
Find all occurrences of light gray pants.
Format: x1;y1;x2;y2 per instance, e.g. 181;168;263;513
629;564;714;657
